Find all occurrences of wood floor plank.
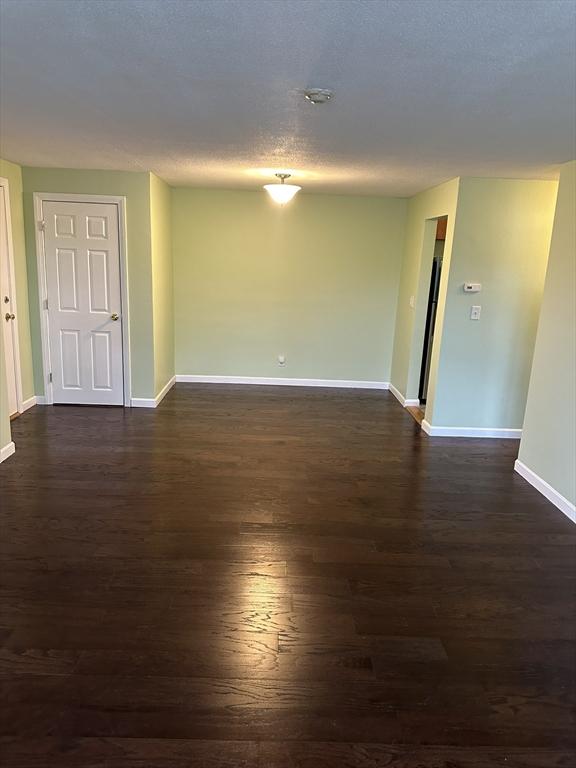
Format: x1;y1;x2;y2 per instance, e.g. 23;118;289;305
1;384;574;765
257;742;576;767
0;738;258;767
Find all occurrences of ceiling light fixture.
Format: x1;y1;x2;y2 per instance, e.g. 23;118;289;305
263;173;301;205
304;88;333;104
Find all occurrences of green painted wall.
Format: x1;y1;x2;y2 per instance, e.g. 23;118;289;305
172;189;407;381
518;161;576;504
150;174;174;394
0;158;35;402
390;178;460;398
4;162;564;449
428;179;557;429
21;167;155;398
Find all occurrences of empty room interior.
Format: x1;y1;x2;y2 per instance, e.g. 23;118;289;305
0;1;575;766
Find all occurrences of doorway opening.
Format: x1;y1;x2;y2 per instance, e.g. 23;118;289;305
0;178;23;418
418;216;446;405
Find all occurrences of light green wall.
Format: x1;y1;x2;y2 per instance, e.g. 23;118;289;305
4;162;565;448
518;161;576;504
390;178;460;398
172;189;407;381
428;179;557;429
21;167;155;398
0;158;35;401
150;173;174;394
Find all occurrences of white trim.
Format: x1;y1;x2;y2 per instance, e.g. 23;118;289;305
0;177;24;414
155;374;176;405
20;396;37;413
175;375;390;390
421;419;522;439
130;375;175;408
389;383;420;407
130;398;157;408
33;193;131;406
514;460;576;524
33;194;51;404
0;441;15;463
389;383;406;405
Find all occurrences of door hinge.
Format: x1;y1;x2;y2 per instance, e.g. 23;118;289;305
48;372;53;383
38;220;46;232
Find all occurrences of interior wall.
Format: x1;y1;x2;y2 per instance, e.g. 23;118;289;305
427;178;558;430
2;163;566;445
0;157;35;402
172;189;407;382
150;173;174;395
21;167;156;399
390;178;460;399
517;161;575;506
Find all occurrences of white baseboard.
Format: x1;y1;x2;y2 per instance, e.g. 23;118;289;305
389;383;420;407
20;396;37;412
0;441;16;463
389;383;406;405
514;460;576;524
130;375;175;408
34;381;178;409
155;375;176;405
422;419;522;439
175;375;390;390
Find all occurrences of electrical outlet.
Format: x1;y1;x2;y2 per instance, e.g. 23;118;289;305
278;354;286;366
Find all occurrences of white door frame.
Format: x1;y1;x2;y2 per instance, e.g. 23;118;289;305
33;193;131;406
0;176;24;414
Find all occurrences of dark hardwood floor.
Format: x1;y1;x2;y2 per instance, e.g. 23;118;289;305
1;384;575;767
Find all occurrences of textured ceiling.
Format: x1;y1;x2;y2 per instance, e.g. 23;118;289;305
1;0;575;196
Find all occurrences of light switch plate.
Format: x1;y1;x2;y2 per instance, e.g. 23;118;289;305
470;305;481;320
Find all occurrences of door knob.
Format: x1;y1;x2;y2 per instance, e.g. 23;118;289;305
110;313;119;321
4;313;15;321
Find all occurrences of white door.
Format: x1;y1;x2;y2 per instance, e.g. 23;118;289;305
0;184;20;416
43;201;124;405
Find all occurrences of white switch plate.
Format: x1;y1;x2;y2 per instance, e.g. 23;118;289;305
278;354;286;366
470;305;481;320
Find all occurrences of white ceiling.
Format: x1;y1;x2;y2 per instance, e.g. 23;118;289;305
1;0;575;196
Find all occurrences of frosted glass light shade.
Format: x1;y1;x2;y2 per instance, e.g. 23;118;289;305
263;183;301;204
